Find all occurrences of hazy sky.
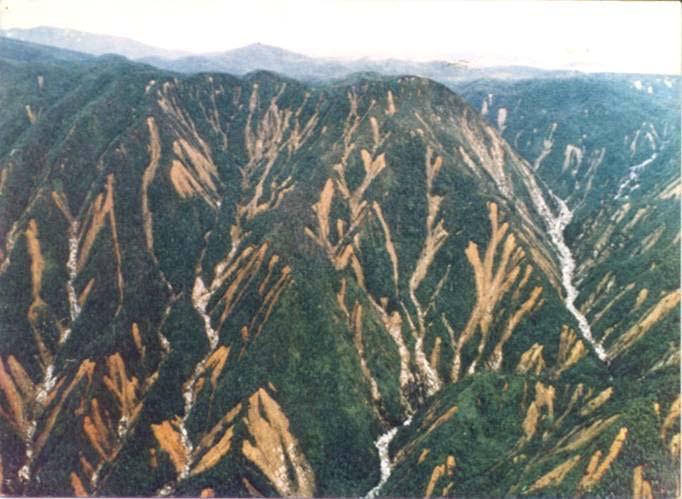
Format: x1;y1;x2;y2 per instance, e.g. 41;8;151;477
1;0;680;74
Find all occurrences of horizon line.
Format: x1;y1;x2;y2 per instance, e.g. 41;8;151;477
1;24;680;77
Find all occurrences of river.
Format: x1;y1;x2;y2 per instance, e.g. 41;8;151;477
523;172;608;361
365;416;413;498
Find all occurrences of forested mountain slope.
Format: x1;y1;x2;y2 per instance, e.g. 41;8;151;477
457;76;681;379
0;40;678;497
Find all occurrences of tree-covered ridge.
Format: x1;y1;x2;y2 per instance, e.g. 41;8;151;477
0;40;678;497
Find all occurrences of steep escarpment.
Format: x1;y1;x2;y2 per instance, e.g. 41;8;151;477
0;41;677;498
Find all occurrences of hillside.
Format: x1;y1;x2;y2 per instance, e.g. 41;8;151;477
0;39;678;497
456;76;681;379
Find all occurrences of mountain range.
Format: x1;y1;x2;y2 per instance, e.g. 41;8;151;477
0;26;188;60
0;32;679;498
1;26;584;82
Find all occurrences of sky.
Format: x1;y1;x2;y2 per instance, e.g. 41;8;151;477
0;0;680;74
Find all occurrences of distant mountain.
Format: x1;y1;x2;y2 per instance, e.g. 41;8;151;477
0;26;187;60
1;27;581;82
143;42;581;82
140;42;353;80
0;35;91;64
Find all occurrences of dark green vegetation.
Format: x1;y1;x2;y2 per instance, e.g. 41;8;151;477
0;39;679;497
456;76;681;378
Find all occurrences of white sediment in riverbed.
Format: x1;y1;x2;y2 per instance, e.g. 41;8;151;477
366;416;413;498
62;221;81;344
615;152;658;200
523;172;608;361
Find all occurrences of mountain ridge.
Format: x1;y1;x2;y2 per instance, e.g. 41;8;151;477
0;37;678;497
2;26;588;81
0;26;188;60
